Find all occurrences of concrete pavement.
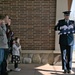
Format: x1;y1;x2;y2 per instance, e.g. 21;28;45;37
9;62;75;75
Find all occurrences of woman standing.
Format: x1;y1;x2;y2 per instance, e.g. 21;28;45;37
0;14;8;75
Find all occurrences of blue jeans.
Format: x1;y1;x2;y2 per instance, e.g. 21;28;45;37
0;49;4;65
0;49;4;74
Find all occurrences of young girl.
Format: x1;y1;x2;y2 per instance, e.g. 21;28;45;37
12;37;21;71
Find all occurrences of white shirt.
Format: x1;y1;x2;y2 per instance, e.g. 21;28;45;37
12;43;21;56
65;20;69;26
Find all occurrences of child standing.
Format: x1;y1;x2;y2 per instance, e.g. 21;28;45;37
12;37;21;71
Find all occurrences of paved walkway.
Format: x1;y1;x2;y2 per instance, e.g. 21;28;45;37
9;62;75;75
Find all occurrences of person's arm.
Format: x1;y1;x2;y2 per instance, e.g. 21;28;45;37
54;20;61;31
13;44;21;50
67;21;75;29
1;24;6;32
0;23;6;35
73;21;75;30
0;26;3;35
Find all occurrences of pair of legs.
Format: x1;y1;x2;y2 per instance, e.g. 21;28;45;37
4;50;9;70
5;50;12;71
60;45;73;71
0;49;4;75
0;49;8;75
12;55;21;71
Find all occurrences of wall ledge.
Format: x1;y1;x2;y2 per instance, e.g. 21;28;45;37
53;50;61;54
21;50;54;54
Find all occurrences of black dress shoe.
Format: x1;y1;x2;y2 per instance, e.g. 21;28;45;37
67;70;71;73
63;70;67;73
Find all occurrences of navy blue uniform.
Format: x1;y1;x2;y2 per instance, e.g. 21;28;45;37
55;19;74;70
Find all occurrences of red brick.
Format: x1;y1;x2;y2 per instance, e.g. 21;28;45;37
0;0;56;50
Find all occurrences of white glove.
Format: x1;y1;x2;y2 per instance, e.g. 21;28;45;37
60;25;68;30
68;25;73;29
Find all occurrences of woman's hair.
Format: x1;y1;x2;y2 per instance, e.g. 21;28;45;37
12;37;19;41
15;37;19;41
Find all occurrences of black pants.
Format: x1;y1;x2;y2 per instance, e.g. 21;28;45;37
14;62;18;68
12;55;20;69
60;45;73;70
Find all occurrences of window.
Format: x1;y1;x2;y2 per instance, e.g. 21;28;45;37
70;0;75;20
70;0;75;50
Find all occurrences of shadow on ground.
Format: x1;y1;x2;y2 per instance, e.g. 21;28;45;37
8;63;75;75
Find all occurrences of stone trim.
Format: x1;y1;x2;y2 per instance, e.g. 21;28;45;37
21;50;54;54
20;50;54;65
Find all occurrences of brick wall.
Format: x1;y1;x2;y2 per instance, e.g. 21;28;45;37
0;0;56;50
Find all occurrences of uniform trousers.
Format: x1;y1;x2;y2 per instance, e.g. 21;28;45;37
60;45;73;70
